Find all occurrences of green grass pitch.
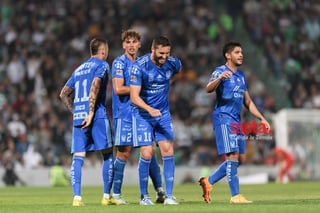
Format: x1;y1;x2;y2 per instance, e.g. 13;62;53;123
0;181;319;213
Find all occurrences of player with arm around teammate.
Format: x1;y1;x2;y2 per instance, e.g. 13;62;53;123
199;41;271;204
130;36;181;205
111;29;165;204
59;37;117;206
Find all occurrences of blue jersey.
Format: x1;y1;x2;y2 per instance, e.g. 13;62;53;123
210;65;247;123
65;57;110;126
111;54;134;121
130;53;181;116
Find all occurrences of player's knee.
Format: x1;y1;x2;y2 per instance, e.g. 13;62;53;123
140;147;154;160
117;151;130;161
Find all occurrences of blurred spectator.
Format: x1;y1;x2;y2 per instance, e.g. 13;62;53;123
7;113;26;141
22;144;43;169
2;150;25;186
6;54;25;87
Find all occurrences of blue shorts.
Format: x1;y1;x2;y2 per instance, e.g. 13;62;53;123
132;111;174;147
71;118;113;154
213;114;245;155
113;118;133;146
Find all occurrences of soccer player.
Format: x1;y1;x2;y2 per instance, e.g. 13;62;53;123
59;37;116;206
111;29;165;204
130;36;182;205
272;147;295;183
199;41;271;204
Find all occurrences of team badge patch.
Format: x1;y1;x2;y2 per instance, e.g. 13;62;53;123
116;69;123;75
130;75;137;82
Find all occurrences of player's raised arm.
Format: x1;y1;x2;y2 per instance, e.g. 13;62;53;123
59;85;74;114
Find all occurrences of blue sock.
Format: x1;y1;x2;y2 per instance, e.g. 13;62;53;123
162;156;175;196
138;157;151;196
70;155;84;196
149;155;162;191
208;161;227;184
102;152;113;194
226;160;239;196
113;157;126;194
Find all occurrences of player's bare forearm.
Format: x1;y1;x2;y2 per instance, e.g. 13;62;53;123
89;77;101;113
113;78;130;95
244;91;270;130
206;79;221;93
130;85;161;117
59;86;74;113
244;92;263;120
206;71;232;93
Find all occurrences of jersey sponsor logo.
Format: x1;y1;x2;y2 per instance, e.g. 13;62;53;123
232;85;244;98
233;85;240;91
75;62;95;76
150;87;165;94
73;112;88;120
156;74;162;79
75;104;85;111
234;93;244;98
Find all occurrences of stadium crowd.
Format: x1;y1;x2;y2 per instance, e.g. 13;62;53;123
0;0;318;177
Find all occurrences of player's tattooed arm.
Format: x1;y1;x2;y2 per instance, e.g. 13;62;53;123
89;77;101;113
81;77;101;129
59;86;74;114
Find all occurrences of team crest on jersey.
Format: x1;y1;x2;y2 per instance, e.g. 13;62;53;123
212;71;219;79
138;135;142;142
148;74;154;82
121;135;126;142
166;71;171;79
